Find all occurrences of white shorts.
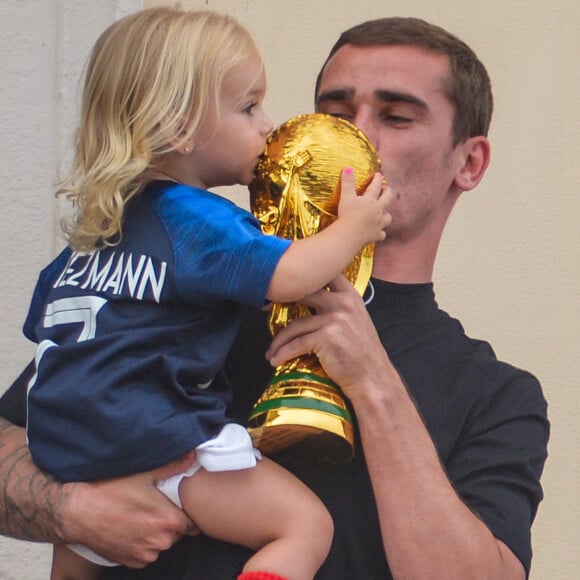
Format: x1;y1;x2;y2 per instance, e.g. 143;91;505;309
69;423;261;567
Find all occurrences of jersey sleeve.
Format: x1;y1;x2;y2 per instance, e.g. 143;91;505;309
154;186;291;308
0;361;33;427
1;249;73;427
447;360;549;576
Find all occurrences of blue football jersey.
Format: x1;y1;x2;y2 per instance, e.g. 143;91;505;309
25;181;291;482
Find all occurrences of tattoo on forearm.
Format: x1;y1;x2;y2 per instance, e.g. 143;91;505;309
0;418;64;542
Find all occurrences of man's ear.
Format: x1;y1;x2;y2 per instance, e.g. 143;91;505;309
453;136;491;192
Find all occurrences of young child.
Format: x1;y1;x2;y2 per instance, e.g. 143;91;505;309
24;8;392;580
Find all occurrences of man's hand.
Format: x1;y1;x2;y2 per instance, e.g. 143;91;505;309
266;274;395;397
60;451;199;568
0;421;199;567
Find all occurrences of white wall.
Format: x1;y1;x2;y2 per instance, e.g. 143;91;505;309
1;0;578;577
0;1;142;576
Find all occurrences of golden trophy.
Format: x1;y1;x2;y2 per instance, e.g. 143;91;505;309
247;113;381;465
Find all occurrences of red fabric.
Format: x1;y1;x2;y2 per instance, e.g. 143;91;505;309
237;572;287;580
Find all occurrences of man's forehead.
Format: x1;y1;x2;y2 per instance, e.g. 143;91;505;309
317;45;450;104
321;44;449;81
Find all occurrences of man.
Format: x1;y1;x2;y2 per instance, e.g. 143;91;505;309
0;17;548;579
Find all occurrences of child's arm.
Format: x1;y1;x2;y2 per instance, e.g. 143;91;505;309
266;168;392;303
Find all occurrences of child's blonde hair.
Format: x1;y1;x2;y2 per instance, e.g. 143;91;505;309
59;7;259;251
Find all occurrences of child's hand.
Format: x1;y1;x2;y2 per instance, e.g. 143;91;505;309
338;167;393;243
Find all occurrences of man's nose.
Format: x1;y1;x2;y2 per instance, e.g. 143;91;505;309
353;110;379;150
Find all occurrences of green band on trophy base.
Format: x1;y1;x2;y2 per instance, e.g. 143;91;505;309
270;371;339;389
250;394;353;422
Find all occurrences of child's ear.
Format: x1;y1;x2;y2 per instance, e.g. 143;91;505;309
453;136;491;192
170;121;195;155
174;138;194;156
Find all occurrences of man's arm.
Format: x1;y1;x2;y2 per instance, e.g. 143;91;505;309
0;408;197;567
266;275;529;580
0;417;66;543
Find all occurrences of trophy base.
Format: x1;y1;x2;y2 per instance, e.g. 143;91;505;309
247;373;355;466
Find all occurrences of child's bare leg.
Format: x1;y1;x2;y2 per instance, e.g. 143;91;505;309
51;544;101;580
179;456;333;580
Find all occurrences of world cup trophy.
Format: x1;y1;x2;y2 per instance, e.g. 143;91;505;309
247;113;382;465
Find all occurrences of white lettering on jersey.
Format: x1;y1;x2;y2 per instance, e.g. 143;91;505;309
56;251;167;303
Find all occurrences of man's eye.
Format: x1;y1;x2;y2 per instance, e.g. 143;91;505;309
384;115;413;125
322;110;354;122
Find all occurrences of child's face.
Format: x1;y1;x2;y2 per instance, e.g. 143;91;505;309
190;53;273;189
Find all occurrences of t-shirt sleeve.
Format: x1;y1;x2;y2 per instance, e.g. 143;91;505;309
154;187;291;308
1;248;75;427
446;362;549;576
0;361;34;427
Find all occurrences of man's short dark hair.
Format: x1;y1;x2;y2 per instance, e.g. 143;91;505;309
315;17;493;146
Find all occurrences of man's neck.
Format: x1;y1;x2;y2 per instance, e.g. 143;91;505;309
371;236;437;284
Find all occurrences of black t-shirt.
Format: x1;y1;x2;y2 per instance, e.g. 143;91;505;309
0;279;549;579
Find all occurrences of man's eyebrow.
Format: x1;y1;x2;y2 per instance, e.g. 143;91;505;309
316;86;429;111
316;87;355;106
375;90;429;110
